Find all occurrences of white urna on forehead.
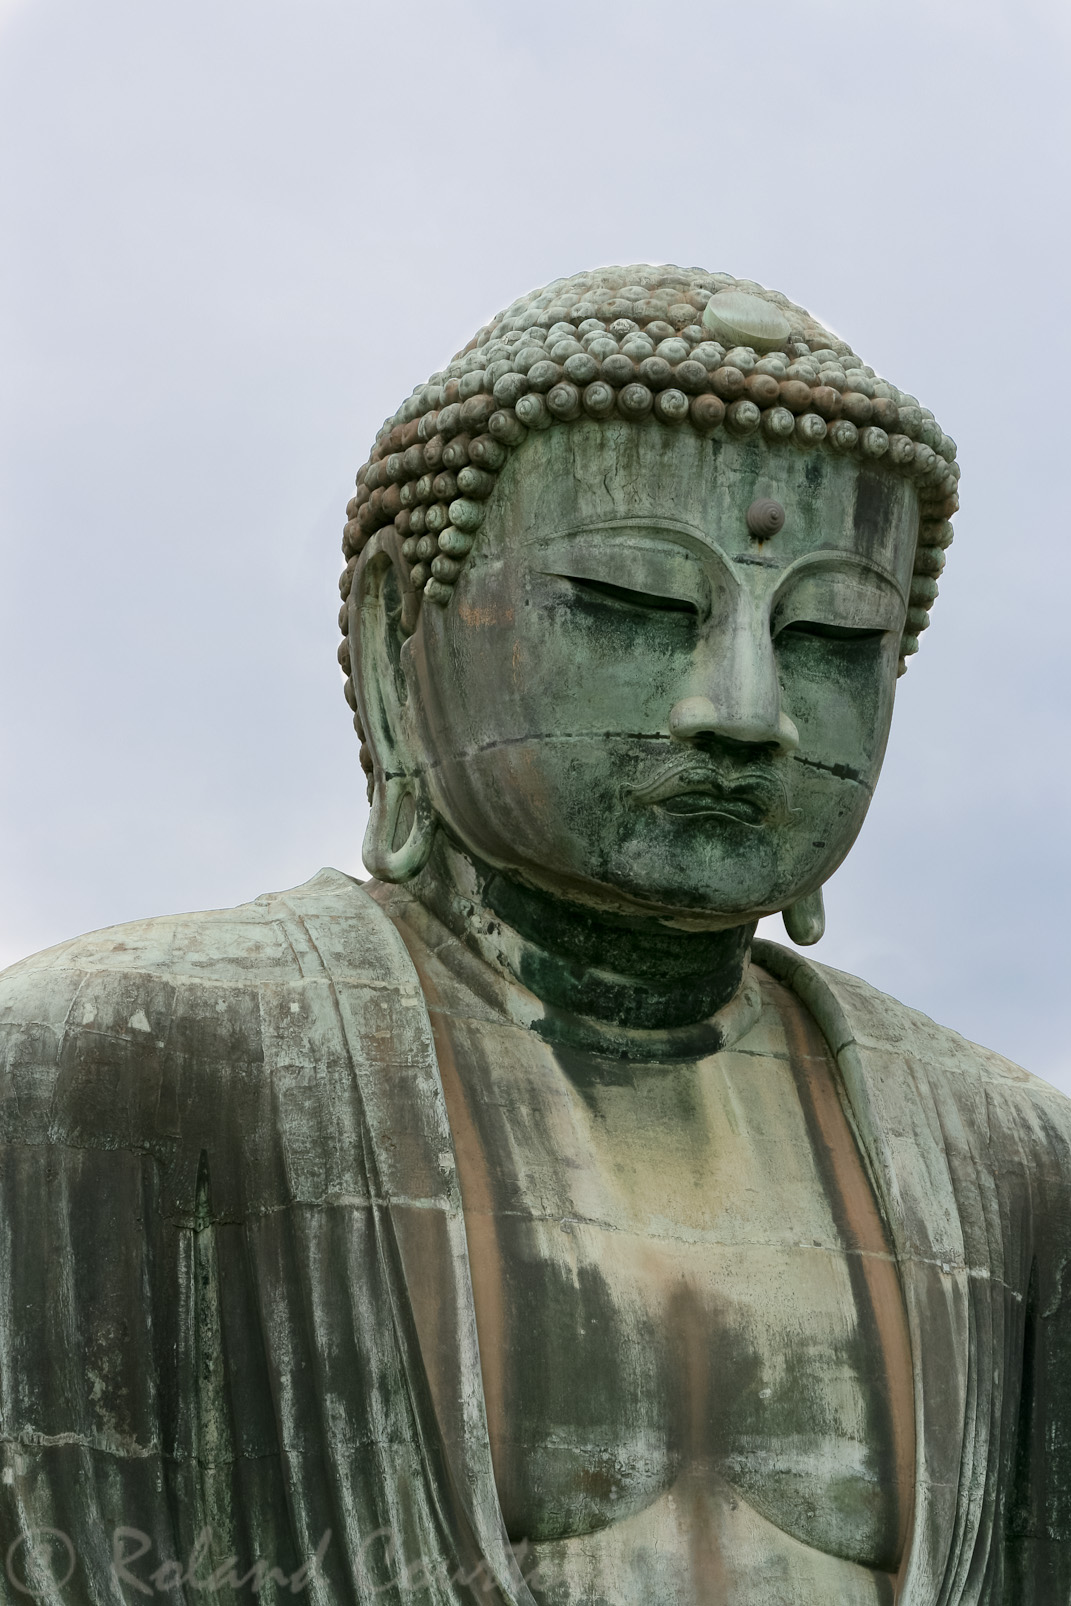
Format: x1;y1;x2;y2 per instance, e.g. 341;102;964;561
336;266;960;767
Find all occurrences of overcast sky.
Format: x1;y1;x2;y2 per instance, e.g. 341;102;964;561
1;0;1069;1091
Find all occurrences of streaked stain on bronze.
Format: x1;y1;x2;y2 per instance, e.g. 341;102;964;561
767;968;916;1573
391;922;511;1494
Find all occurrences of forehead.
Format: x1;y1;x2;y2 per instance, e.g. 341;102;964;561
478;421;918;586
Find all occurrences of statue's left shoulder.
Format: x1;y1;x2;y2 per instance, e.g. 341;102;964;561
754;937;1071;1153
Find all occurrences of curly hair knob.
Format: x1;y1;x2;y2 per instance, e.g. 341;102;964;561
457;396;493;434
563;352;599;386
492;372;529;408
526;360;563;394
726;398;761;435
654;388;690;424
618;383;654;419
794;412;827;446
840;393;874;427
487;408;527;445
778;380;812;414
674;360;710;395
456;465;495;499
809;386;841;420
914;546;947;578
860;426;890;458
582;381;616;419
438;524;475;556
339;556;357;598
745;379;781;415
458;370;486;402
762;406;795;439
870;397;900;431
689;394;726;435
711;366;746;401
601;353;635;388
547;382;582;420
441;436;471;470
446;498;485;533
436;403;462;440
469;435;508;470
829;419;859;452
638;356;673;391
430;554;460;583
515;393;551;430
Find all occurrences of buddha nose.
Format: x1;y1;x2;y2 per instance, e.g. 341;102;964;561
669;696;799;752
668;622;800;753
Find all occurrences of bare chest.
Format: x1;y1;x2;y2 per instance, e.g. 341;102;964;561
430;969;914;1599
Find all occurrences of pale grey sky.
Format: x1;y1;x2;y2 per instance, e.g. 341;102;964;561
1;0;1069;1088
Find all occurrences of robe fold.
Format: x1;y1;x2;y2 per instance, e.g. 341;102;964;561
0;870;1068;1604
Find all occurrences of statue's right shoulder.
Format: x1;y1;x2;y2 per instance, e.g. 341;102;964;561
0;867;434;1202
0;865;412;1048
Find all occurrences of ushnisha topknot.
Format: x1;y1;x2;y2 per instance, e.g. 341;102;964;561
337;265;959;746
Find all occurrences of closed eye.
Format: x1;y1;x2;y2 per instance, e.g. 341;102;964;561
778;620;887;642
563;575;699;615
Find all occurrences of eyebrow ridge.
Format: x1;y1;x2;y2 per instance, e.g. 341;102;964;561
537;516;710;545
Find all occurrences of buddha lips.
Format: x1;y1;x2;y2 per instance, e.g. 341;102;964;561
630;757;795;829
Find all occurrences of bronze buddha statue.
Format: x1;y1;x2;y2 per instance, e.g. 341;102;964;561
0;267;1066;1606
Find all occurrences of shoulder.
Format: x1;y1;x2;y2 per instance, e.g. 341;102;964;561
0;869;414;1117
754;937;1071;1141
0;866;391;1015
0;873;437;1218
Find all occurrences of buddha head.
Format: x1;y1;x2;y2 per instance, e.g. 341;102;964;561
339;266;958;945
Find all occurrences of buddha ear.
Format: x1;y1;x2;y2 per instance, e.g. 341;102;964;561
350;534;437;884
782;886;825;946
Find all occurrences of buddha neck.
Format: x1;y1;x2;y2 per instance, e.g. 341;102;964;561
408;834;759;1057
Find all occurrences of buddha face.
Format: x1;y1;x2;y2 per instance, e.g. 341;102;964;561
398;422;918;927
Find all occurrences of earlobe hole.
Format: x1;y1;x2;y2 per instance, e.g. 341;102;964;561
391;789;416;851
380;564;408;708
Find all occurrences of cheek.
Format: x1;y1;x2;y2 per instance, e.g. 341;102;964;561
777;635;897;776
439;578;692;743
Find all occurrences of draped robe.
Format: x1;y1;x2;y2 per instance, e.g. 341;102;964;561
0;869;1068;1603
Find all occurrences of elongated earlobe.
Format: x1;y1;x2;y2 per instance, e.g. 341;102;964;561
363;774;436;884
782;887;825;946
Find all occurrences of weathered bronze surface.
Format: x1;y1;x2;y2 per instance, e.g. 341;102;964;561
0;267;1068;1605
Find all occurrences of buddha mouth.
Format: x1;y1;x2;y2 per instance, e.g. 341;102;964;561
630;760;793;827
